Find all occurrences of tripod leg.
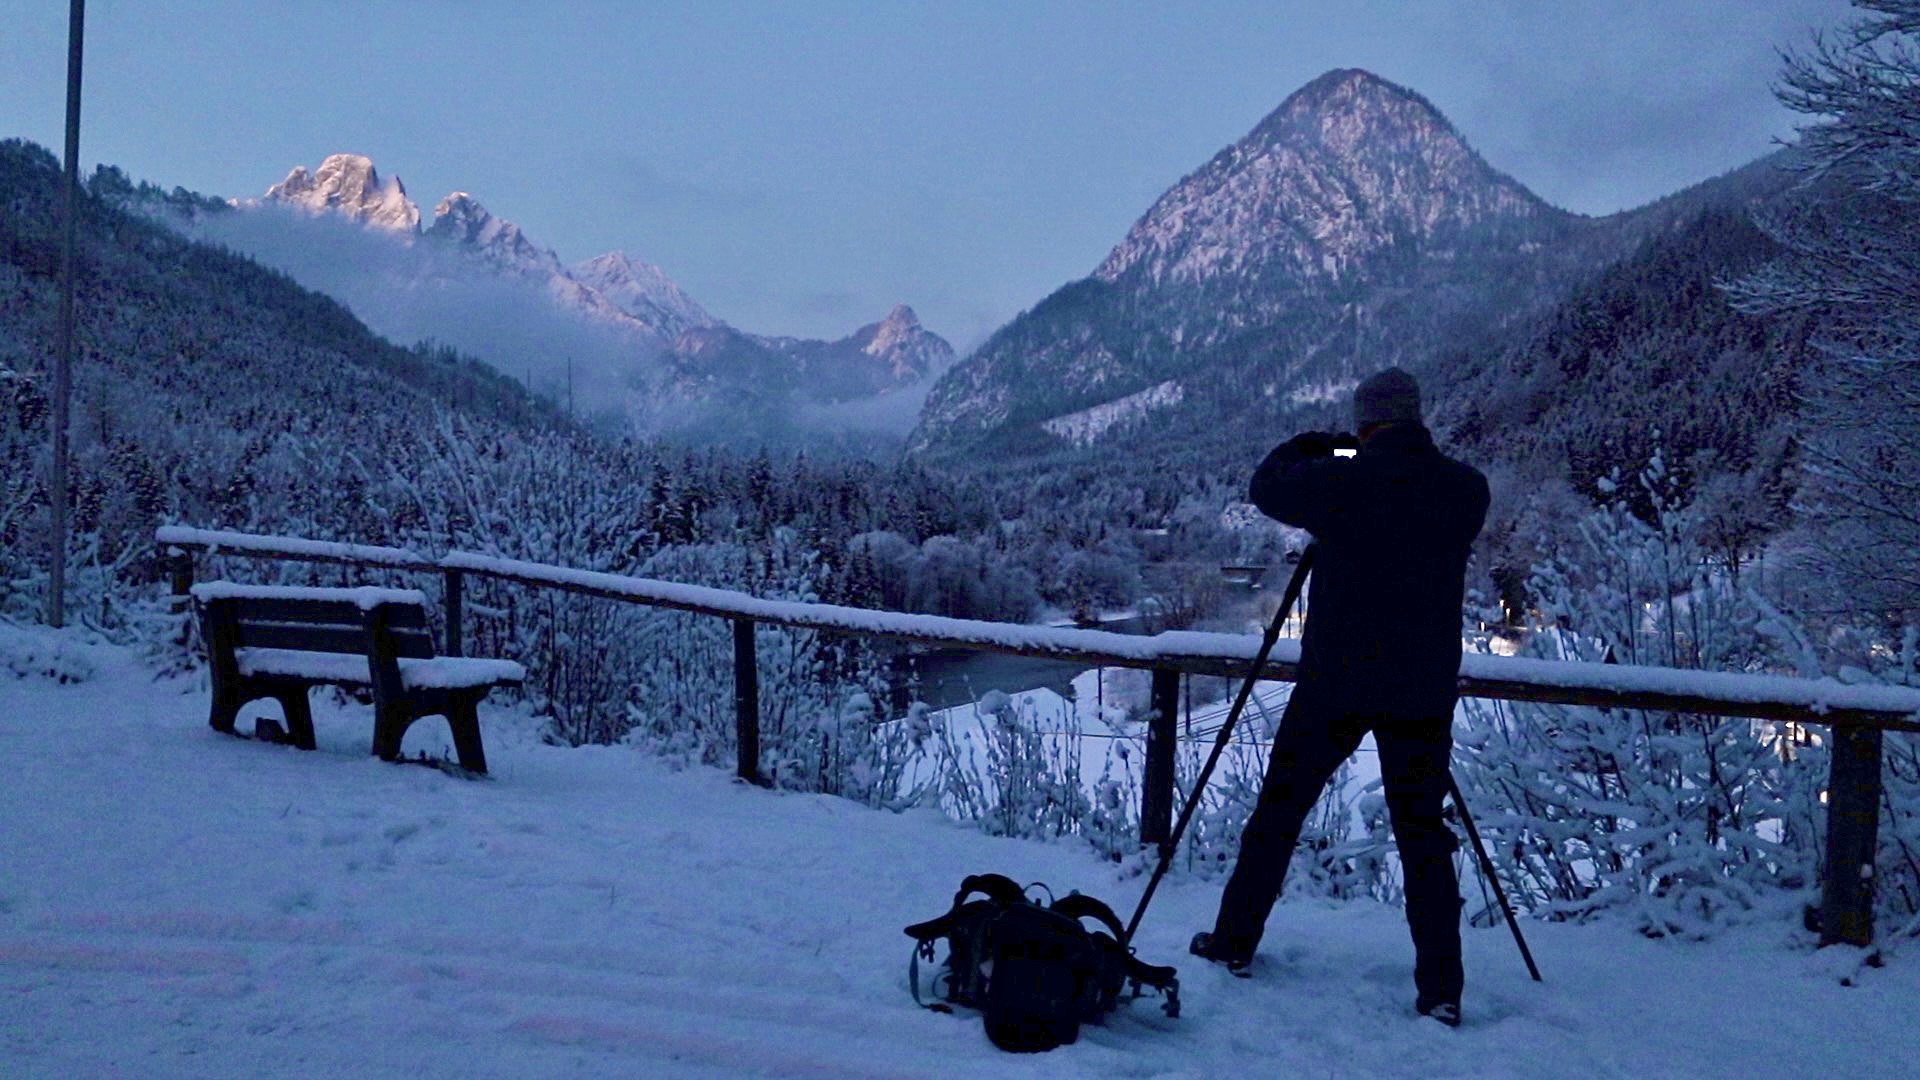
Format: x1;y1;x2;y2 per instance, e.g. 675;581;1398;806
1122;547;1317;948
1447;773;1542;982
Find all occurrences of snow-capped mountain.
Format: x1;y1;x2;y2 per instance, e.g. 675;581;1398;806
425;191;566;276
571;251;717;342
202;152;953;437
262;153;421;232
414;190;670;340
760;304;953;397
1093;68;1559;288
248;156;726;351
909;69;1589;458
857;304;948;382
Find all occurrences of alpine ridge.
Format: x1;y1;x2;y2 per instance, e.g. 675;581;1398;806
426;191;565;275
665;303;954;408
195;152;957;438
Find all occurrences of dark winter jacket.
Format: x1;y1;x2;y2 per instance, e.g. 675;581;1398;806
1249;423;1489;717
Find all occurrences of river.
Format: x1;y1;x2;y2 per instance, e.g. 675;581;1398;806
883;614;1156;712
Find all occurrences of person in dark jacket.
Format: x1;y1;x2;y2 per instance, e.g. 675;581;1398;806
1191;367;1489;1028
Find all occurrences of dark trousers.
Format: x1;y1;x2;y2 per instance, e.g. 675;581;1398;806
1211;682;1464;1007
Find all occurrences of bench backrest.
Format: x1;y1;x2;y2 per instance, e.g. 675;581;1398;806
192;586;438;673
213;595;436;659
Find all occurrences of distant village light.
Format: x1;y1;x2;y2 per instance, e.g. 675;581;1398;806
49;0;84;628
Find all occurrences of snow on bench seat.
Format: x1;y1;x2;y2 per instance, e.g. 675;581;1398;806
235;648;525;690
190;583;429;610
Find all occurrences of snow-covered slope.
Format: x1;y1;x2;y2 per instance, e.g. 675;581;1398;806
1041;379;1186;447
3;626;1912;1078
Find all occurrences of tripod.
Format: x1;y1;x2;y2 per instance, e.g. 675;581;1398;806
1120;548;1542;984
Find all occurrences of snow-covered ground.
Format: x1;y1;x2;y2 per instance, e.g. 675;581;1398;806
3;626;1914;1079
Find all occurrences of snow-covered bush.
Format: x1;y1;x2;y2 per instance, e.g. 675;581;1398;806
924;691;1096;841
1455;455;1832;937
0;619;96;683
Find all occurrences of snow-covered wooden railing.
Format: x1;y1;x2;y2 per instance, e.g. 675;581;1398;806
157;527;1920;730
157;525;1920;946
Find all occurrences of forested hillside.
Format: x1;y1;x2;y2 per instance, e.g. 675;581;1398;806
2;138;552;588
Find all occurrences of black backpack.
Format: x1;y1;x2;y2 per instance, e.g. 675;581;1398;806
904;873;1180;1053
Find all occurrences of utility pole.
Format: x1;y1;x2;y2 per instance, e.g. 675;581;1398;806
49;0;85;629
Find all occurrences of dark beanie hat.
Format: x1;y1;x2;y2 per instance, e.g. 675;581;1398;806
1353;368;1422;429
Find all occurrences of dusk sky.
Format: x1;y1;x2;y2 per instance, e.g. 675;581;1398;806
1;1;1853;349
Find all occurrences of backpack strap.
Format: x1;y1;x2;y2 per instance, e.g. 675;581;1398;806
1051;892;1127;941
905;873;1030;942
956;873;1029;909
909;936;953;1011
904;874;1036;1013
1052;892;1181;1016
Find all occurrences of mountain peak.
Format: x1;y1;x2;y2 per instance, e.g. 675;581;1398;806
1252;67;1458;153
858;303;948;377
424;190;568;278
1285;68;1403;108
264;153;420;232
1093;70;1556;287
570;250;716;338
427;191;496;241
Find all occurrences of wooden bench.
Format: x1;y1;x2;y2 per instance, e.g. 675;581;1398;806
191;582;524;775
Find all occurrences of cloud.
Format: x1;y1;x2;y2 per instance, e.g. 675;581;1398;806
182;203;659;424
795;369;948;438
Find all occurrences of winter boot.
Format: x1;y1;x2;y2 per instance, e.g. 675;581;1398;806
1189;932;1251;977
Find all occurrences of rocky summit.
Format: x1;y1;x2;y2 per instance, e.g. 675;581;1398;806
264;153;421;233
1094;68;1561;289
571;251;717;343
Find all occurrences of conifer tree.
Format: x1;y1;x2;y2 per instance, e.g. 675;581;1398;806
1727;0;1920;613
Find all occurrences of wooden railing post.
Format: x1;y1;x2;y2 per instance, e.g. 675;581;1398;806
733;617;762;785
1141;667;1180;848
443;569;464;657
1820;725;1883;947
168;547;194;646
